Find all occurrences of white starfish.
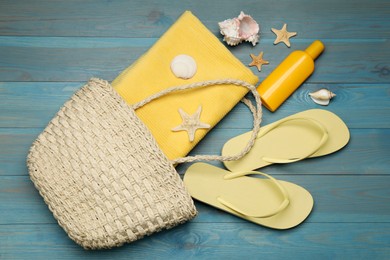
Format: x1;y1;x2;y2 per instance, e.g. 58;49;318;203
171;106;210;142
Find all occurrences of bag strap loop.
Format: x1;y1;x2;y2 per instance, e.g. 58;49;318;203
131;79;262;164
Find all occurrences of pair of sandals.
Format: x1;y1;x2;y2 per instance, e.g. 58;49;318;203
183;109;350;229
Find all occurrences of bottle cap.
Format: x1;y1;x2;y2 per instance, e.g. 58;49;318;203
305;40;325;60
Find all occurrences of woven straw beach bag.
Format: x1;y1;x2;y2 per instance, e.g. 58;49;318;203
27;78;262;249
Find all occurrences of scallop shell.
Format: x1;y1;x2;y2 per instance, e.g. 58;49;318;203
170;54;197;79
309;89;336;106
218;11;260;46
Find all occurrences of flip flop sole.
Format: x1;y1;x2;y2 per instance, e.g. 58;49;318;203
184;163;314;229
222;109;350;172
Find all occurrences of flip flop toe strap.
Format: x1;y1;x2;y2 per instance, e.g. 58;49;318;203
217;171;290;218
259;117;329;164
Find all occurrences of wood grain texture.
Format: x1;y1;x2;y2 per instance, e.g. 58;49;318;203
1;128;389;176
1;82;389;128
1;175;390;224
0;0;389;258
1;223;390;259
0;0;389;39
0;37;389;83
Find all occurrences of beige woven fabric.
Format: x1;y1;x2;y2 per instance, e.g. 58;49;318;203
27;78;197;249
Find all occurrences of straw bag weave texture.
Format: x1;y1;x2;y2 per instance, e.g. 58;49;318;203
27;77;262;250
27;78;197;249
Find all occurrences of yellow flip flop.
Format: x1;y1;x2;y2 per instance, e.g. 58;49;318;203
222;109;350;172
183;163;313;229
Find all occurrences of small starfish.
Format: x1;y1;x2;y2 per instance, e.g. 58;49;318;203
271;23;297;47
249;52;269;71
171;106;210;142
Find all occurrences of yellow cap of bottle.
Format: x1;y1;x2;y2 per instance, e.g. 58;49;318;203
305;40;325;60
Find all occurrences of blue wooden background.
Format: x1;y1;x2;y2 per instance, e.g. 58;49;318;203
1;0;389;259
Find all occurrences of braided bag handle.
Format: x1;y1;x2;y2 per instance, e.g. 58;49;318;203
131;79;262;164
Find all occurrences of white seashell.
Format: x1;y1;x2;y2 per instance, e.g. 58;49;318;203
170;54;197;79
309;89;336;106
237;11;260;46
218;11;260;46
218;18;242;46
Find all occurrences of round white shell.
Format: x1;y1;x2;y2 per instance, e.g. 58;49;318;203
170;54;197;79
309;89;336;106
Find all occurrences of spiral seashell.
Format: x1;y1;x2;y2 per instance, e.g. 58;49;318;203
218;18;242;46
309;89;336;106
170;54;197;79
218;11;260;46
237;11;260;46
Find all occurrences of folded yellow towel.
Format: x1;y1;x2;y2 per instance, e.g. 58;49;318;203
112;11;258;160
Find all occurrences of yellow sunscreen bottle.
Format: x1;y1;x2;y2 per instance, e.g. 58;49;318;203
258;40;325;112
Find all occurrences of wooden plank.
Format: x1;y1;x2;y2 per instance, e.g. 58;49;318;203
1;82;389;128
0;37;389;83
221;84;390;129
0;223;389;259
0;0;389;39
1;127;389;176
0;128;35;177
0;37;148;82
1;174;390;224
184;127;390;176
0;82;79;127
